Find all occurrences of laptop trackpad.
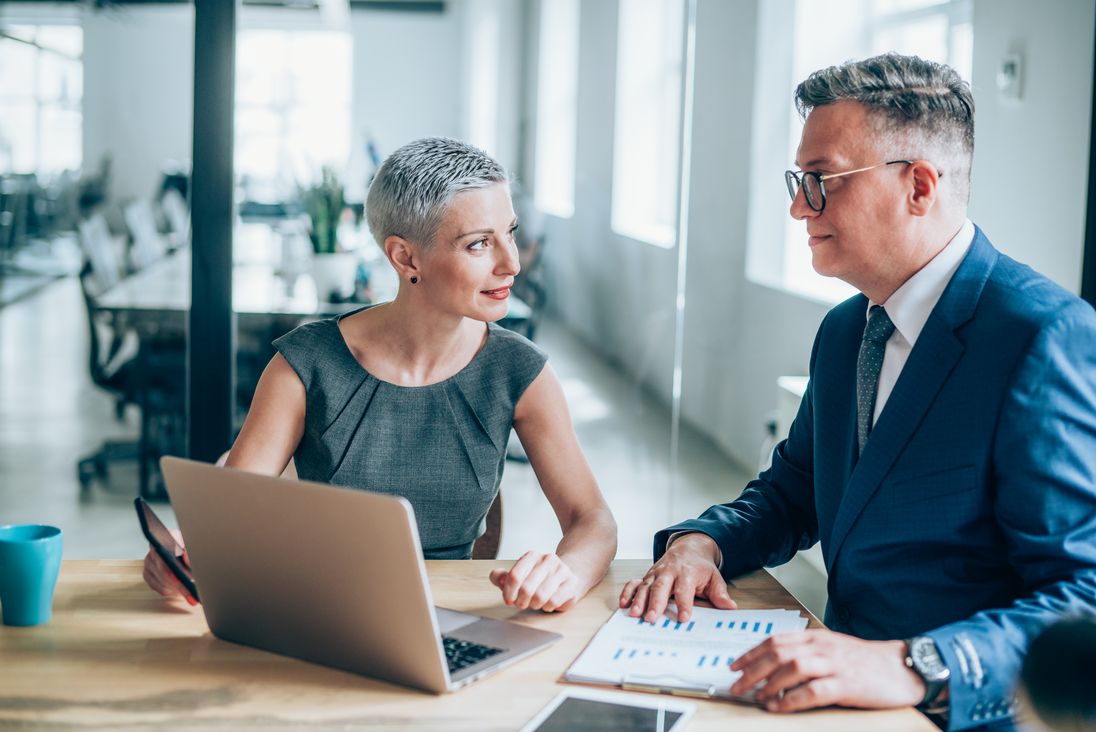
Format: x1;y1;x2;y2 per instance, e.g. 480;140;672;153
435;606;479;634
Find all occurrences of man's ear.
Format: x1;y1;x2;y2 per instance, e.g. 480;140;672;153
384;235;422;280
907;160;940;216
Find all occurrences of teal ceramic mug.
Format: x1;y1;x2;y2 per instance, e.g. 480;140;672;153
0;525;63;627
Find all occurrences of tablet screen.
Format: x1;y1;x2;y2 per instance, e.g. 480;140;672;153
523;692;691;732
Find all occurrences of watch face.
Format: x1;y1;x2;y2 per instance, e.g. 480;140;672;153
912;638;948;680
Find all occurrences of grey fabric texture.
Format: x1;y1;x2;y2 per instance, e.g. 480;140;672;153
273;309;547;559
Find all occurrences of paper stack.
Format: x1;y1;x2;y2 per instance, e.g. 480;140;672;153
564;606;809;702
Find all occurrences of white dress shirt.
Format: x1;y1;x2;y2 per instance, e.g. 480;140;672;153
869;219;975;424
666;220;976;570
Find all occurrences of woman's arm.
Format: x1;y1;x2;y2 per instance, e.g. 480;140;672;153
224;353;306;475
142;353;305;601
491;364;617;612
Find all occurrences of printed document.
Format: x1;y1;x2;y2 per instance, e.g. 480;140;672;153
565;606;808;702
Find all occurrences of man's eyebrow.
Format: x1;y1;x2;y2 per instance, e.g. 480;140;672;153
797;157;833;170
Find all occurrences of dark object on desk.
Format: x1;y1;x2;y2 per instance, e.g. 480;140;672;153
135;497;198;600
1020;618;1096;731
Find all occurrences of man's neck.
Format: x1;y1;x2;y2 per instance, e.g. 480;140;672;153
863;216;966;304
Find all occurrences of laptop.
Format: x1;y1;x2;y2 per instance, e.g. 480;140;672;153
159;456;561;693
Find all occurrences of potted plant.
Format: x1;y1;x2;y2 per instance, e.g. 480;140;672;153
300;166;356;302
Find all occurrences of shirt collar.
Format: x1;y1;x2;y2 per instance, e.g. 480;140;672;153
869;219;975;348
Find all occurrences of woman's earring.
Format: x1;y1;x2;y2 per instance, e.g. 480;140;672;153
410;276;419;284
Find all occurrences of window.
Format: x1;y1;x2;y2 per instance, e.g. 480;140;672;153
749;0;972;303
0;25;82;175
235;30;351;194
610;0;684;248
533;0;579;219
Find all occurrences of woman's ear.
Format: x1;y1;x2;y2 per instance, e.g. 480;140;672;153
907;160;940;217
384;235;422;281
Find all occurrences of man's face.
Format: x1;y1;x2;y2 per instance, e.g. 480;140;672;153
791;100;912;293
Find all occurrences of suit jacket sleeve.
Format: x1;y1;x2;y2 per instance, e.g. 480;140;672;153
652;323;824;576
924;301;1096;731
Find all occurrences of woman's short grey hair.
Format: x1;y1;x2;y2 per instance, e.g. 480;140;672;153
795;53;975;204
365;137;509;247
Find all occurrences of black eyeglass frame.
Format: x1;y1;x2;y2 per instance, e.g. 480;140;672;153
785;160;917;213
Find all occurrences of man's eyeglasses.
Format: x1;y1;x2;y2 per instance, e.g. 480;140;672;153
784;160;913;213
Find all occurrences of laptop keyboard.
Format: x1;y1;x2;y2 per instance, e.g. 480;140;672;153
442;636;504;674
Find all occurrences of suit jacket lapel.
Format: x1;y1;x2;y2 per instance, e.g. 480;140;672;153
825;228;998;569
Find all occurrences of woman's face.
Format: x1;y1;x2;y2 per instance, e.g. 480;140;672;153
416;182;520;323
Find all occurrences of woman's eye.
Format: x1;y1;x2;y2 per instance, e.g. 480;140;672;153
467;238;488;251
508;226;518;240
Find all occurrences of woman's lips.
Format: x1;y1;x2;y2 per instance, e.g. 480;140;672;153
481;287;511;300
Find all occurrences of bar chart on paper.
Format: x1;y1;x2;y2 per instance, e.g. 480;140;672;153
565;607;808;701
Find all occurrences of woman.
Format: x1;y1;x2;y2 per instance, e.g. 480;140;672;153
144;138;617;613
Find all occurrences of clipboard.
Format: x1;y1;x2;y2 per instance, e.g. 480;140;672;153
562;606;807;704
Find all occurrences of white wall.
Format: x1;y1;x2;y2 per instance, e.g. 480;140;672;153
525;0;1096;471
968;0;1094;293
351;5;462;170
82;5;195;203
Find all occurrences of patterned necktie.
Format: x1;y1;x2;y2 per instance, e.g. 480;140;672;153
856;305;896;454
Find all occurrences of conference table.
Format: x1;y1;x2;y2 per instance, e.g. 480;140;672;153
0;560;934;730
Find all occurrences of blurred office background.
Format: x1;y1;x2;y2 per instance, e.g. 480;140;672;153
0;0;1093;618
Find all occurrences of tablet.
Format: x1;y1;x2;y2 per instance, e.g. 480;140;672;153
519;688;695;732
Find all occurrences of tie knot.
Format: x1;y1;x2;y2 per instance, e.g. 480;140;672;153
864;306;895;344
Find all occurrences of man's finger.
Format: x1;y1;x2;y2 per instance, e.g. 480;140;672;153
643;576;675;623
755;654;829;702
730;641;784;695
704;572;737;609
620;579;641;608
767;677;840;713
672;575;697;622
629;579;653;617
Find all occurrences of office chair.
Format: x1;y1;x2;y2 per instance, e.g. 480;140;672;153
76;262;141;489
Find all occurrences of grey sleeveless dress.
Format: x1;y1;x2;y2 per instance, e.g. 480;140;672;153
272;310;547;559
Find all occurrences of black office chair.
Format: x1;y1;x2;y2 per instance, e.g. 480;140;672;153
76;264;186;498
76;262;142;489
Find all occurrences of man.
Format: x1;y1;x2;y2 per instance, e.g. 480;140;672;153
620;53;1096;730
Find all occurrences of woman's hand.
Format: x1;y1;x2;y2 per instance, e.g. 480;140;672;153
489;551;583;613
141;528;198;606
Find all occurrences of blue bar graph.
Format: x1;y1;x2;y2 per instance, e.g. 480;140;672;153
698;655;706;667
741;621;748;630
662;619;671;628
766;622;773;634
613;648;623;660
754;622;761;632
711;656;721;667
629;649;637;658
716;621;723;628
686;621;695;632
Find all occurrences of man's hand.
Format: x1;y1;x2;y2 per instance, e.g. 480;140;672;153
618;533;736;623
489;551;583;613
730;630;925;712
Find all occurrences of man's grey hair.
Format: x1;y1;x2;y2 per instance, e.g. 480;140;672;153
795;53;975;204
365;137;509;247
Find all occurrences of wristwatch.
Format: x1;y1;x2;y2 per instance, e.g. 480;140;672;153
905;636;950;710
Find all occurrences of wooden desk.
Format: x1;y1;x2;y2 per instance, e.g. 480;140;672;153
0;561;934;730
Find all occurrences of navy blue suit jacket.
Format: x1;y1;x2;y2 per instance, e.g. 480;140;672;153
655;228;1096;730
